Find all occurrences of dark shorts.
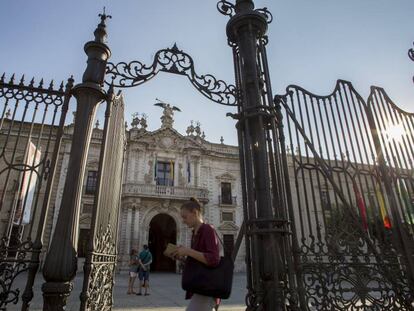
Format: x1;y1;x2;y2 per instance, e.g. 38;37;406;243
138;269;149;281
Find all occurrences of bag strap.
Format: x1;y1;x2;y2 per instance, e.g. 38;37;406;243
213;229;224;248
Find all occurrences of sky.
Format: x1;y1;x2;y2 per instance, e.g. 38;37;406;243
1;0;414;146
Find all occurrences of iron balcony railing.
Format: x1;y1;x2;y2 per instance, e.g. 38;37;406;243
218;195;237;206
122;183;209;202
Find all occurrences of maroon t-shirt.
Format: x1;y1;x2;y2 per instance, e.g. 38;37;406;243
185;223;220;302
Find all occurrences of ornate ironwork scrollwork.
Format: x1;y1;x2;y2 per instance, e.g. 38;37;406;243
83;225;116;311
409;42;414;62
409;42;414;83
255;7;273;24
0;238;34;309
217;0;236;17
105;44;238;106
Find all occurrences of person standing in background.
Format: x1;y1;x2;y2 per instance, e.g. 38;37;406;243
127;249;139;294
137;244;152;296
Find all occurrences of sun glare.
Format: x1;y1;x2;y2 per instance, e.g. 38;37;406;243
384;123;406;144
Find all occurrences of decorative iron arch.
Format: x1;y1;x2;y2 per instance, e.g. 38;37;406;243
105;44;238;106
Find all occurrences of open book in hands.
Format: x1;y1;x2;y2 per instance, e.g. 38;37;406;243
163;243;178;259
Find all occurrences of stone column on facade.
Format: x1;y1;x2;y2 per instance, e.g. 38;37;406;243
118;202;128;267
193;156;200;188
132;200;140;250
41;13;111;311
130;205;136;250
123;146;130;183
125;204;133;256
133;150;139;182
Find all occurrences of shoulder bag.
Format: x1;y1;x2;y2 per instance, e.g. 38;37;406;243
181;229;234;299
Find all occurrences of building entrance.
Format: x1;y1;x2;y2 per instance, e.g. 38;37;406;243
148;213;177;272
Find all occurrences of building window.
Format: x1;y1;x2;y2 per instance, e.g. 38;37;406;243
85;170;98;194
156;161;174;186
223;234;234;258
221;182;232;204
222;212;234;222
77;228;90;258
82;204;94;214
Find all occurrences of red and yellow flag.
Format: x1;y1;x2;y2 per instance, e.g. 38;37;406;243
375;181;392;229
353;180;368;231
170;160;174;186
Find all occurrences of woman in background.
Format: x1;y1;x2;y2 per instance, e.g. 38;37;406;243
127;248;139;294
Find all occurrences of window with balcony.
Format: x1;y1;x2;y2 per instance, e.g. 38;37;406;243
85;170;98;194
221;182;232;204
156;161;174;186
223;234;234;258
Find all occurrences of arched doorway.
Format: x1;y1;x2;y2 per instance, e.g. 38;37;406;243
148;213;177;272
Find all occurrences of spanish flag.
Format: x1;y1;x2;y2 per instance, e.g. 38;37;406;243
398;179;414;224
375;181;392;229
170;160;174;186
352;180;368;231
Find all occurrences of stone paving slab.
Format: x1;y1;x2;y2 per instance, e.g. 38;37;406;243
8;272;247;311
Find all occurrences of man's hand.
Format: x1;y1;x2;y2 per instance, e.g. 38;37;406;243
138;260;147;271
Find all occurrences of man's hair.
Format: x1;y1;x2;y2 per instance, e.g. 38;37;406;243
143;244;148;250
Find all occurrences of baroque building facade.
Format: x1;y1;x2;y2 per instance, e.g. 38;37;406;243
117;109;244;272
51;106;246;272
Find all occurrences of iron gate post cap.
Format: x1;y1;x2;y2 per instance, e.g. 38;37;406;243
72;82;107;99
226;11;268;44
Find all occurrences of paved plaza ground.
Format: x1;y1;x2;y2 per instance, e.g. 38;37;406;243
9;272;247;311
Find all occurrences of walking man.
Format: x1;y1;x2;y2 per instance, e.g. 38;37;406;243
137;244;152;296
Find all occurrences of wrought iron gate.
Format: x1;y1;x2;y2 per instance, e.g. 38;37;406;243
275;80;414;310
79;86;125;311
0;74;73;310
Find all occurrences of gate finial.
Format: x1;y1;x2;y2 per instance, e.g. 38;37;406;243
94;7;112;44
99;7;112;24
235;0;254;13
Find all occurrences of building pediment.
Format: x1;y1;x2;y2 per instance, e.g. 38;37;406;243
217;222;239;232
216;172;236;181
131;127;204;151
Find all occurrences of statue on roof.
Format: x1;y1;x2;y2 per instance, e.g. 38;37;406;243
154;98;181;129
